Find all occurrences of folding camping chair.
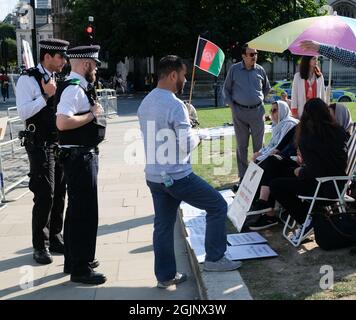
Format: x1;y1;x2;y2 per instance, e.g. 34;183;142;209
283;129;356;247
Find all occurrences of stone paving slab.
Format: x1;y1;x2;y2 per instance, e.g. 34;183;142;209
0;115;199;300
0;111;254;301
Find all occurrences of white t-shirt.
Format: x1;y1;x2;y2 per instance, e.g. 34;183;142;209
16;64;52;121
56;71;90;117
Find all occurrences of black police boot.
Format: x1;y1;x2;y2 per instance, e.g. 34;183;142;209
89;258;100;269
33;248;53;265
70;271;107;285
49;236;65;254
64;259;100;274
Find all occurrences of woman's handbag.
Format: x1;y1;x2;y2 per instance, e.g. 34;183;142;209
313;208;356;250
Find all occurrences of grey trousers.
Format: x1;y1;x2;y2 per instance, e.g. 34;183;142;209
231;104;265;178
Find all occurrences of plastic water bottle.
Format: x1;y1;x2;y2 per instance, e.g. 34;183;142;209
161;171;174;188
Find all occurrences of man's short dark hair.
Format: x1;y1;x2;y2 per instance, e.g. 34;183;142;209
157;55;185;79
241;44;249;55
39;50;57;62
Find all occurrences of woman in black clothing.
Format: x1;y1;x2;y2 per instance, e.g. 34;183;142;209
248;126;300;230
270;98;349;243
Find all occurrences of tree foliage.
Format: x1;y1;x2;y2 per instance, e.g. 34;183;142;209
64;0;326;62
0;38;17;65
0;23;16;41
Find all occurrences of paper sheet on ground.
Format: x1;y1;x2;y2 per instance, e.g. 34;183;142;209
219;189;235;198
227;162;264;232
196;124;272;140
186;226;206;237
182;216;205;228
180;189;235;217
227;232;267;246
187;236;276;263
180;203;206;217
184;216;206;236
186;236;206;263
227;244;277;260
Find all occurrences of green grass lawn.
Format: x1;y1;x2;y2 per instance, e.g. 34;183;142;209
193;102;356;300
192;104;272;188
193;102;356;188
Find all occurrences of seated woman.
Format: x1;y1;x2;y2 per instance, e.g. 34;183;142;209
329;103;353;134
253;100;299;163
249;102;353;231
247;102;299;230
270;98;349;244
248;132;300;230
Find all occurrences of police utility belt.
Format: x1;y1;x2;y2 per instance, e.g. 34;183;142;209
18;124;57;148
234;101;262;109
55;146;99;163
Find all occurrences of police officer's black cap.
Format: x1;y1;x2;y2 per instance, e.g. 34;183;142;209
67;45;101;66
39;38;69;57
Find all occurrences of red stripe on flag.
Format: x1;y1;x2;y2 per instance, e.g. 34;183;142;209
198;41;219;71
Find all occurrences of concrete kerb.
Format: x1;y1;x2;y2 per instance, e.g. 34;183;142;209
178;209;253;300
178;211;208;300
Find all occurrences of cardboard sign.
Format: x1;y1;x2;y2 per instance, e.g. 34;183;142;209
0;117;9;141
227;162;264;232
22;40;35;69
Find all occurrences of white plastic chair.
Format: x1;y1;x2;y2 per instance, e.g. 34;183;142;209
283;130;356;247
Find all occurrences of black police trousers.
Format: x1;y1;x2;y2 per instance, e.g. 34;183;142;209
62;149;99;275
26;145;66;250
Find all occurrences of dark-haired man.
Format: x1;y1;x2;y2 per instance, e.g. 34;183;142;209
16;39;69;265
138;55;241;289
223;44;270;183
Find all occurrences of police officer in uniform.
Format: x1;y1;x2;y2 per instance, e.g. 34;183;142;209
16;39;69;265
56;45;106;285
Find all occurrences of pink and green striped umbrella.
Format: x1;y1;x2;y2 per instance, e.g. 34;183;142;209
248;15;356;56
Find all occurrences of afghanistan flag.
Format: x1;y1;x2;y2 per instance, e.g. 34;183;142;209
194;37;225;77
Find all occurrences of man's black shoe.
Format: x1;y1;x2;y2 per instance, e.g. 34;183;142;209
64;259;100;274
49;242;65;254
33;248;53;265
89;258;100;269
70;271;107;285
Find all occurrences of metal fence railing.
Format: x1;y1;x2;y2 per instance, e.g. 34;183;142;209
0;108;29;207
0;138;29;203
97;89;118;116
0;97;118;208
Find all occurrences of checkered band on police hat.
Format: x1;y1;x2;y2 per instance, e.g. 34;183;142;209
67;45;101;63
38;39;69;52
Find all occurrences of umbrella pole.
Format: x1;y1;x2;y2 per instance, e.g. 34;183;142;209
326;59;333;105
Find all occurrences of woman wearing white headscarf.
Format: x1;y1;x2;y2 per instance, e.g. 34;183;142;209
329;103;353;133
253;100;299;163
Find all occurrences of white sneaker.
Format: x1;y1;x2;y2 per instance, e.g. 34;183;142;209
157;272;187;289
204;256;242;272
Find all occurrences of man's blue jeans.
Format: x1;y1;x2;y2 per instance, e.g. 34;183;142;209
147;173;227;282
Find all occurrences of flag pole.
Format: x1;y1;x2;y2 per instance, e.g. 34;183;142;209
189;36;200;105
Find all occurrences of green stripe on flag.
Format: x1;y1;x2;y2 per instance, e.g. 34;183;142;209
208;48;225;77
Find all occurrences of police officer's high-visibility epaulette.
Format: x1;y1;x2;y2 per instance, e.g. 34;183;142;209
68;79;81;85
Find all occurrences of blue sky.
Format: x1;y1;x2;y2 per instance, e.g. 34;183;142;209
0;0;20;22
